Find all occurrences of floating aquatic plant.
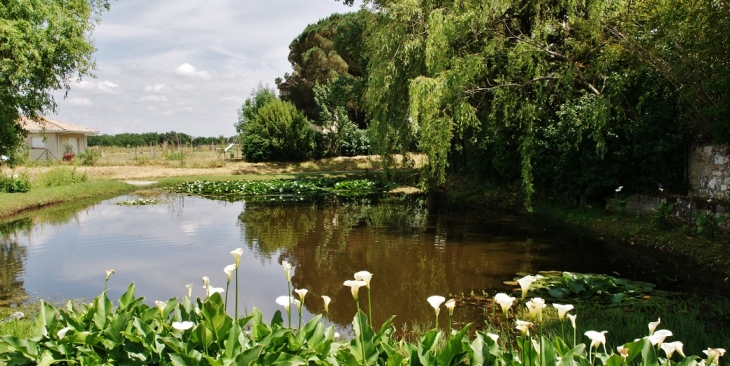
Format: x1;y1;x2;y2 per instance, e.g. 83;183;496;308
506;271;657;305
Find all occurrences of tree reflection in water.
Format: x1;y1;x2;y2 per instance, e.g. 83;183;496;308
237;195;556;331
0;219;30;306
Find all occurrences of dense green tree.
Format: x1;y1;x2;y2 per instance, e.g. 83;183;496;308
313;83;369;157
360;0;708;206
276;11;371;127
237;87;316;162
0;0;108;165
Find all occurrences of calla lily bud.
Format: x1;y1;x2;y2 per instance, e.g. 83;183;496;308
105;269;115;281
185;284;193;298
282;261;292;282
445;298;456;316
155;300;166;316
230;248;243;268
567;314;577;329
322;295;331;313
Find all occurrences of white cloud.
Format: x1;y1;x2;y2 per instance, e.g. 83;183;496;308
139;95;168;102
144;84;166;92
50;0;360;136
71;80;118;93
175;63;211;79
67;97;92;106
97;81;119;92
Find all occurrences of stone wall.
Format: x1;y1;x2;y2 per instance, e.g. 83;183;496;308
607;193;729;230
689;145;730;198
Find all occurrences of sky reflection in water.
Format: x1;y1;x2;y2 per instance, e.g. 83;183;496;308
0;193;633;330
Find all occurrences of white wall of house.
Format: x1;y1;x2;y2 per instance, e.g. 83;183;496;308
27;133;89;161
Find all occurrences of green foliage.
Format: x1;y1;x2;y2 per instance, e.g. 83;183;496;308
78;148;101;166
276;12;371;126
115;198;163;206
313;83;370;158
694;212;726;239
0;0;109;159
361;0;702;206
172;178;394;200
654;199;675;227
89;132;234;147
32;167;87;189
238;87;316;162
0;281;714;366
510;272;656;306
0;173;31;193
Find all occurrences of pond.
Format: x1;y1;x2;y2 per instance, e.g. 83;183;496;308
0;191;686;332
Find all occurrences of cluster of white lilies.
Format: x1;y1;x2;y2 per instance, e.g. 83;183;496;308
127;251;725;365
486;275;725;365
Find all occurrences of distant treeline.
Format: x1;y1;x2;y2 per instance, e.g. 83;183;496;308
88;132;236;147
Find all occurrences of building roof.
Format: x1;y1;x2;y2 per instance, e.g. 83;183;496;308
19;116;99;136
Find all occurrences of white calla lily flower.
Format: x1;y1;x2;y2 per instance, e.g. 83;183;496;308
552;303;574;320
57;326;72;339
662;341;685;359
282;261;292;282
354;271;373;288
230;248;243;268
343;280;366;300
172;321;194;331
427;295;445;316
494;293;516;315
322;295;331;313
295;288;308;301
224;264;236;282
585;330;608;350
518;275;537;299
704;348;726;365
648;318;661;335
276;296;296;312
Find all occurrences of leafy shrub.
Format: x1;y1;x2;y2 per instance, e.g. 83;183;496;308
0;174;30;193
78;148;101;166
32;167;87;188
240;99;316;162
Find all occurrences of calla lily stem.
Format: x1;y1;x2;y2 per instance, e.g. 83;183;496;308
234;267;239;319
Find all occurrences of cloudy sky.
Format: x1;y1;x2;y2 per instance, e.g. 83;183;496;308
51;0;359;137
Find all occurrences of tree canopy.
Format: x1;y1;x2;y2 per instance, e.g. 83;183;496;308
275;11;372;128
356;0;727;206
0;0;108;165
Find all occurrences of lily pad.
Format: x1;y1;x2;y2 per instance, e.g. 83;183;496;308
509;271;657;306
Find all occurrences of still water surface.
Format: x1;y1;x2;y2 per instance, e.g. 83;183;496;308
0;193;668;330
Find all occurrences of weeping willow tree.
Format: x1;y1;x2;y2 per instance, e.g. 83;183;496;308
365;0;640;208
